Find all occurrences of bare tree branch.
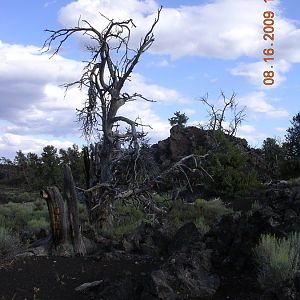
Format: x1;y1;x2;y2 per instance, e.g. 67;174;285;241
42;7;213;229
199;91;246;137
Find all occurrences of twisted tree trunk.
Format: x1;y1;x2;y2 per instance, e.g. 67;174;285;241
41;164;86;256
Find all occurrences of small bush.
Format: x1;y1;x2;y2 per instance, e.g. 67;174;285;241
195;198;233;225
251;200;262;210
280;160;300;179
205;132;258;197
0;227;21;256
168;198;232;231
288;176;300;186
33;198;45;211
1;190;40;203
0;200;49;232
152;193;172;210
195;216;210;235
254;233;300;292
99;202;145;238
0;215;9;228
27;217;49;231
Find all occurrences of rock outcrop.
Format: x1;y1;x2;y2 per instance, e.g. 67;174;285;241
206;181;300;299
93;222;220;299
142;222;220;299
153;126;213;165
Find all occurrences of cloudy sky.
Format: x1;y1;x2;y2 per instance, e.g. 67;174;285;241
0;0;299;158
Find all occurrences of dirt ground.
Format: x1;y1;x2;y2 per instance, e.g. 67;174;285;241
0;255;159;300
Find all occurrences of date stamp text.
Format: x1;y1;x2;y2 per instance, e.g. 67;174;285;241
262;0;275;86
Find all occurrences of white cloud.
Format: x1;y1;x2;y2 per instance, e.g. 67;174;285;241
57;0;296;61
0;41;84;115
239;91;289;118
0;40;184;157
231;60;291;88
234;123;268;146
117;99;170;142
237;130;267;147
150;59;173;68
44;1;57;8
0;41;87;139
182;108;196;116
2;0;298;157
275;127;286;133
0;133;74;157
157;59;171;67
57;0;300;89
276;24;300;63
123;73;188;104
239;124;256;134
59;0;158;24
58;0;271;59
228;4;300;87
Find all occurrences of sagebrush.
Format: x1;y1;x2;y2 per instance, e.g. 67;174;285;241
254;232;300;291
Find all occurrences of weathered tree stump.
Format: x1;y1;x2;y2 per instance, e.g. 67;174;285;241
41;164;86;256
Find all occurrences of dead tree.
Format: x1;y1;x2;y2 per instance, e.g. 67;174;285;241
43;8;211;231
43;9;164;225
43;9;162;183
199;91;246;137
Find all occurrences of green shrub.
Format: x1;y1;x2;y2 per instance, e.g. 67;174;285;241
27;217;49;231
195;198;233;225
168;198;232;231
206;132;258;197
195;216;210;235
251;200;262;210
0;215;8;228
99;202;145;238
245;200;263;217
288;176;300;186
254;233;300;291
152;193;172;210
1;190;40;203
280;160;300;179
0;227;21;256
33;198;45;211
0;200;49;232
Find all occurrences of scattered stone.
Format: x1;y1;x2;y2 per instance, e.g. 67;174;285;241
168;222;200;254
122;221;175;256
75;280;103;292
141;223;220;299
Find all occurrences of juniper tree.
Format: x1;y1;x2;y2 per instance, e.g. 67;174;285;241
42;8;209;247
168;111;189;127
285;112;300;159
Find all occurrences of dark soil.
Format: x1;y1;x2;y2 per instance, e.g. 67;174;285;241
0;255;160;300
213;273;263;300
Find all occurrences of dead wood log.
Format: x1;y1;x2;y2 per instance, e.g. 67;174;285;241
41;164;86;255
77;153;211;227
63;164;86;255
41;187;67;247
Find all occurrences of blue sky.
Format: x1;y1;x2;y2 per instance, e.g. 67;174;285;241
0;0;300;158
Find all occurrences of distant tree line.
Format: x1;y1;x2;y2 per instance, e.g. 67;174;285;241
167;110;300;185
260;112;300;180
0;144;85;190
0;112;300;193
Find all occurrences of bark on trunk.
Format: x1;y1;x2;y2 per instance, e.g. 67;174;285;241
63;164;86;255
82;142;113;228
42;186;67;247
41;164;86;255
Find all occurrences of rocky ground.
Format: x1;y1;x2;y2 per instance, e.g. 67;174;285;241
0;255;160;300
1;181;300;299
